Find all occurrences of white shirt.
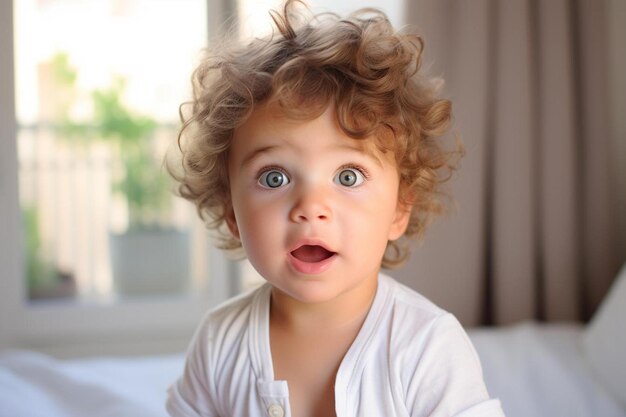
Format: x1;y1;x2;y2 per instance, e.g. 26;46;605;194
167;274;505;417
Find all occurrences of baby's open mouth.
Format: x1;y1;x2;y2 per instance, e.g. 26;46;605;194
291;245;336;263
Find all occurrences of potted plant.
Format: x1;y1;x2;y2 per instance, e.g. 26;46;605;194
51;54;190;296
90;79;190;296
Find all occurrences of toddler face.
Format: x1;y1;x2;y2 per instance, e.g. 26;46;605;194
226;103;410;304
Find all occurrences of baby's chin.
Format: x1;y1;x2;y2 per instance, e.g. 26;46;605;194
268;280;345;306
269;273;378;308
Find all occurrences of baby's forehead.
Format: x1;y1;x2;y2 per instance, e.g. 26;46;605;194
233;101;394;161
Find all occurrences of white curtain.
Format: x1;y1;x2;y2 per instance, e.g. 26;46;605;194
390;0;625;326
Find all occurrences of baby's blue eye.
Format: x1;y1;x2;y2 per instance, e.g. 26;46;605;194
259;170;290;188
335;168;364;187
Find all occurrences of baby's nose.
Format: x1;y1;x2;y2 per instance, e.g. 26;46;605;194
288;188;332;223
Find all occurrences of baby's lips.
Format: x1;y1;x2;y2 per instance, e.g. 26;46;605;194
291;245;336;263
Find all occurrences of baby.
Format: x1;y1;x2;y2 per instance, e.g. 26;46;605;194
166;1;505;416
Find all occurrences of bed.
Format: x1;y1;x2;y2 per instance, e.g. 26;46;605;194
2;264;625;417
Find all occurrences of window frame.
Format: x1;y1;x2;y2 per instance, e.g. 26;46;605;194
0;0;239;358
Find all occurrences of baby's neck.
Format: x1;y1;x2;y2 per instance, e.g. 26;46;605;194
269;279;377;333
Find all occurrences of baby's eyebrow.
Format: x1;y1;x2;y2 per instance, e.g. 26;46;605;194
239;145;278;169
336;142;384;167
238;142;385;168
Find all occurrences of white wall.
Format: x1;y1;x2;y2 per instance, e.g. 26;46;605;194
0;0;22;351
238;0;404;38
306;0;404;27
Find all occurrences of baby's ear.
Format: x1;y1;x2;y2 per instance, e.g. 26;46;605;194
224;204;240;240
388;190;414;241
388;203;411;241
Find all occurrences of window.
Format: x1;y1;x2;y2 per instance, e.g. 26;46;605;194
14;0;211;302
0;0;236;357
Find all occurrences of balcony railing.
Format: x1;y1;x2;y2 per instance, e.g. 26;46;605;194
18;124;199;302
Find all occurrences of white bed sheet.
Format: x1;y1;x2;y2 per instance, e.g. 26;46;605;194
469;322;625;417
0;350;182;417
0;322;624;417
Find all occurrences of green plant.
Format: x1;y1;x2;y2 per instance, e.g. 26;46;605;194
114;136;172;229
91;78;171;230
23;205;57;295
51;53;172;230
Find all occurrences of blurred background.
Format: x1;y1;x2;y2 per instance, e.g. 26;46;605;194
0;0;624;355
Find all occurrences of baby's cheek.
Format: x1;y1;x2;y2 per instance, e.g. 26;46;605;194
240;216;279;253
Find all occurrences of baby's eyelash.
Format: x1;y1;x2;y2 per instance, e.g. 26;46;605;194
256;165;287;178
338;164;371;179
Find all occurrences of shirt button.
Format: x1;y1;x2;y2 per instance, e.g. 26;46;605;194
268;404;285;417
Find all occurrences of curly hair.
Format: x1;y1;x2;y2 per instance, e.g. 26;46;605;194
168;0;462;268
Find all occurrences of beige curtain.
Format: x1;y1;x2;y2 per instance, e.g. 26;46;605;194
390;0;624;327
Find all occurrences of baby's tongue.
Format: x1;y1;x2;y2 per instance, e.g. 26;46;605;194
292;245;333;262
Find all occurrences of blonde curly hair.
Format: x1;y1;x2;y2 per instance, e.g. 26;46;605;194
168;0;462;268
